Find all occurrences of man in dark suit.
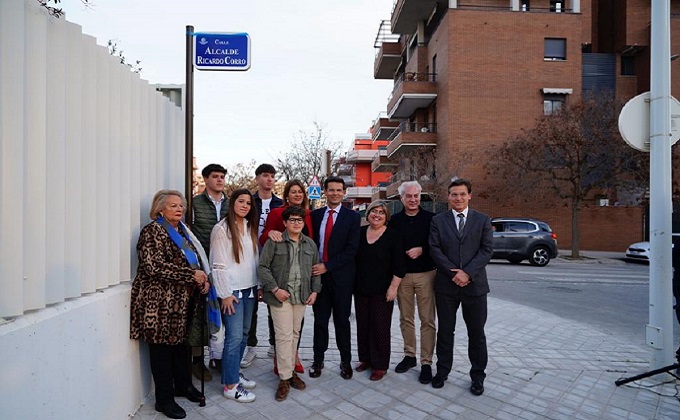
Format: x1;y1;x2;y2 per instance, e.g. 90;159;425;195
309;176;360;379
429;178;493;395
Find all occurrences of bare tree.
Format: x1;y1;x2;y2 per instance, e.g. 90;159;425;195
223;160;258;196
484;94;648;258
274;121;343;184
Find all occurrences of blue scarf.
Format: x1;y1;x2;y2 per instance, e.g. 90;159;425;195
156;216;200;269
156;216;222;333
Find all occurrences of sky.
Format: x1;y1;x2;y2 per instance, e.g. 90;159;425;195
60;0;396;170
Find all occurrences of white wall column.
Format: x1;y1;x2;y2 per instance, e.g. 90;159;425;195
23;2;47;310
46;12;67;303
0;0;26;318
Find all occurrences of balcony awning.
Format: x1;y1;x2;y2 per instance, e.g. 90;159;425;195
542;88;573;95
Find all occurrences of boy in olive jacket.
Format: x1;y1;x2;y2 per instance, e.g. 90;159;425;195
258;206;321;401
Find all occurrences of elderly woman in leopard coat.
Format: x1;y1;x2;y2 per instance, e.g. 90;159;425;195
130;189;211;419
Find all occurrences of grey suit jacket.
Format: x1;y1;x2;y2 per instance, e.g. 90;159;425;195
429;208;493;296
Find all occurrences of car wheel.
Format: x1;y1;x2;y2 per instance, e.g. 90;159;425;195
529;246;550;267
507;258;522;264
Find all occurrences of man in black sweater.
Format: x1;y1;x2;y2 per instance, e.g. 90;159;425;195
389;181;436;384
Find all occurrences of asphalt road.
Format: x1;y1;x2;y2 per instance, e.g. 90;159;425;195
486;257;680;345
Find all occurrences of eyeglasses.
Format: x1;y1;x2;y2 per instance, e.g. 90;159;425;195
286;218;305;224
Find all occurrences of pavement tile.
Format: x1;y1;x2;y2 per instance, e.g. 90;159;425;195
129;293;679;420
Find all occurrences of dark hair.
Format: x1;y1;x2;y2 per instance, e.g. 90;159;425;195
255;163;276;176
282;206;306;221
283;179;309;209
323;176;346;190
224;189;259;263
448;178;472;193
201;163;227;179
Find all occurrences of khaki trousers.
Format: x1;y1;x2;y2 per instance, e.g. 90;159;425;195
396;270;436;364
270;301;307;380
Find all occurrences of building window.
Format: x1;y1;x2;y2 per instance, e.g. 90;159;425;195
545;38;566;60
550;1;563;12
543;94;565;115
621;56;635;76
521;0;530;11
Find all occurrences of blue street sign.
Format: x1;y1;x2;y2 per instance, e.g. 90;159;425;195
308;186;321;200
194;32;251;71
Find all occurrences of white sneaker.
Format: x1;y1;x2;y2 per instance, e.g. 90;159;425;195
239;372;257;389
267;344;276;357
223;384;256;403
240;346;257;368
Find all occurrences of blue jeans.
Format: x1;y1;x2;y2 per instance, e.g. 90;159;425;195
221;286;256;385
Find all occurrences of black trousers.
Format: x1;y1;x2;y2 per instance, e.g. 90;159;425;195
355;293;394;370
148;343;192;405
313;273;353;363
435;293;488;381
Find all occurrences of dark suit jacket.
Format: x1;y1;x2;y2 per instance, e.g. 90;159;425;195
311;205;361;285
429;208;493;296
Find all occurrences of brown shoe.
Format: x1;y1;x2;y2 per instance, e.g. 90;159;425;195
275;379;290;401
288;373;307;390
369;369;386;381
355;362;370;372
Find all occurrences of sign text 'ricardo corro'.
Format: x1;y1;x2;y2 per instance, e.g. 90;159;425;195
194;32;251;71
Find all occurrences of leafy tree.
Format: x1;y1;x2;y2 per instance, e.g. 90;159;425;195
37;1;142;74
107;40;142;74
274;121;343;184
484;94;648;258
36;0;91;18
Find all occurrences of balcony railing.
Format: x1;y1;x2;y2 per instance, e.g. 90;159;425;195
371;148;397;173
387;72;438;119
346;149;378;163
346;186;374;199
374;20;400;49
387;121;437;141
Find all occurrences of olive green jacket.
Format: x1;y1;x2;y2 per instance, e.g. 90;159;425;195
258;231;321;307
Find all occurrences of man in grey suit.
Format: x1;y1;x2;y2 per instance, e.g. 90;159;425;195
429;178;493;395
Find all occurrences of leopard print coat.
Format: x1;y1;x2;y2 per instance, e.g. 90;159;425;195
129;221;198;345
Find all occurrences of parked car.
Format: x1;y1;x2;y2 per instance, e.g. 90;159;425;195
491;217;558;266
625;233;680;263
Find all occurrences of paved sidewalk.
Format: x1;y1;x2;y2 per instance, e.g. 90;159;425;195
131;291;680;420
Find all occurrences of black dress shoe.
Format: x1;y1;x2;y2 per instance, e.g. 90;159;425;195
419;365;432;384
155;401;186;419
175;385;203;403
470;379;484;396
340;362;353;379
431;373;447;389
309;361;324;378
395;356;417;373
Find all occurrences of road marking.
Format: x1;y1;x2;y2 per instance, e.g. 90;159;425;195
517;271;647;279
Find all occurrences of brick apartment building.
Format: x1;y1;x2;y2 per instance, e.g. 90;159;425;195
367;0;680;251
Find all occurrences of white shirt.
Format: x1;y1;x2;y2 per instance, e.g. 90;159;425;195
210;218;259;298
208;193;225;221
318;204;342;259
452;207;469;231
258;197;272;238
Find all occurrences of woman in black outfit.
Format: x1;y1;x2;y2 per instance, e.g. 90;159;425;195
354;201;406;381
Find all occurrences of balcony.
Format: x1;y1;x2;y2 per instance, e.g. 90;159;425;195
371;185;388;201
346;149;378;163
386;121;437;158
387;72;437;119
371;148;397;172
346;186;374;199
371;114;400;140
374;20;402;79
391;0;438;34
